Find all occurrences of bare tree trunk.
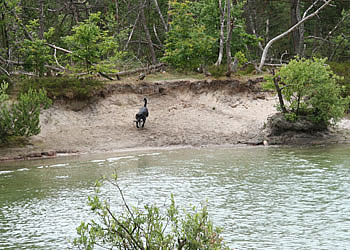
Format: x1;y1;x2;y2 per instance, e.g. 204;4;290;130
258;0;333;71
153;0;168;32
215;0;225;66
290;0;304;56
114;0;119;32
139;0;157;64
226;0;233;75
39;0;45;39
271;69;287;114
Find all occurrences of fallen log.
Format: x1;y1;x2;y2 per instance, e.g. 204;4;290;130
113;63;166;78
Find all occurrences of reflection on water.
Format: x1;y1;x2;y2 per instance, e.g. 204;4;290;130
1;145;350;249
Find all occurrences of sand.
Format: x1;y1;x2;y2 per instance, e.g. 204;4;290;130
1;78;349;161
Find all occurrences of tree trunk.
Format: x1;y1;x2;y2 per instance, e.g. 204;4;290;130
258;0;333;71
226;0;233;75
114;0;119;32
153;0;168;32
272;69;287;113
290;0;304;56
39;0;45;39
215;0;225;66
139;0;157;64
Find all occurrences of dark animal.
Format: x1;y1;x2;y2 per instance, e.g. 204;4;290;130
138;72;146;80
135;98;149;128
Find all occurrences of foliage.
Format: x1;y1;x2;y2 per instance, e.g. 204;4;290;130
162;1;216;71
208;64;227;78
63;12;121;75
20;77;104;101
1;0;350;76
329;61;350;96
20;20;53;76
0;81;51;143
74;175;229;250
264;57;349;127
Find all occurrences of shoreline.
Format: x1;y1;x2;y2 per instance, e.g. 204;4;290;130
1;78;350;162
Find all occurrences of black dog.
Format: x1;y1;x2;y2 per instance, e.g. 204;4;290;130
135;98;149;128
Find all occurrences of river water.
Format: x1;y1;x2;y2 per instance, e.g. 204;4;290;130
1;145;350;249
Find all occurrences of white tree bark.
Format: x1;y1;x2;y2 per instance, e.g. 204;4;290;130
258;0;334;71
215;0;226;66
153;0;168;32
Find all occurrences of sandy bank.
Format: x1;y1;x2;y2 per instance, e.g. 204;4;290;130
1;77;350;161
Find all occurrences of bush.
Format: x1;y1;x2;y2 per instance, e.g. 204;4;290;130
264;57;349;128
20;77;104;101
0;81;51;143
74;176;229;250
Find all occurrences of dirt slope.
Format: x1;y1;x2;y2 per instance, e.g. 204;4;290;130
3;77;349;161
1;78;279;160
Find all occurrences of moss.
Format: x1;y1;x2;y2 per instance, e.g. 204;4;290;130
19;77;105;101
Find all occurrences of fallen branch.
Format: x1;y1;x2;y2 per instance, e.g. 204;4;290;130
112;63;166;77
45;43;116;80
0;65;10;76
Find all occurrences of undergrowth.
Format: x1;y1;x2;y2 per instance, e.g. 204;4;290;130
19;77;105;100
329;61;350;96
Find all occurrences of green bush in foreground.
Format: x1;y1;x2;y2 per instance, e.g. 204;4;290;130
0;81;51;143
74;176;229;250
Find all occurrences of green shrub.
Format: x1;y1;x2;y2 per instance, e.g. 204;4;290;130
264;57;349;128
0;81;51;143
20;77;104;101
74;175;229;250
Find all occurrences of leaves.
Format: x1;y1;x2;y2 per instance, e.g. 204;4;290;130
63;12;121;75
265;57;349;127
0;81;51;143
162;1;216;71
74;176;229;249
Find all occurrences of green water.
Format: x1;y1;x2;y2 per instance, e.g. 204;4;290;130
1;145;350;249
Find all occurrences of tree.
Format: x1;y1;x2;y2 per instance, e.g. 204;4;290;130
74;175;229;249
20;20;53;76
0;81;51;143
258;0;334;71
64;12;121;75
162;1;215;71
264;57;349;128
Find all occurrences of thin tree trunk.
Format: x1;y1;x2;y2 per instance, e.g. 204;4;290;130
226;0;233;75
258;0;333;71
153;0;168;32
139;0;157;64
114;0;119;32
39;0;45;39
215;0;225;66
290;0;304;56
272;69;287;113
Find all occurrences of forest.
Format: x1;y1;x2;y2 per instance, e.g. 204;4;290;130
1;0;350;143
0;0;349;78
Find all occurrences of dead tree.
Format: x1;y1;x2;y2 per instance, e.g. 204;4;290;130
258;0;334;72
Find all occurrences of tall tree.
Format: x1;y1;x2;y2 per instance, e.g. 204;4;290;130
258;0;334;71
